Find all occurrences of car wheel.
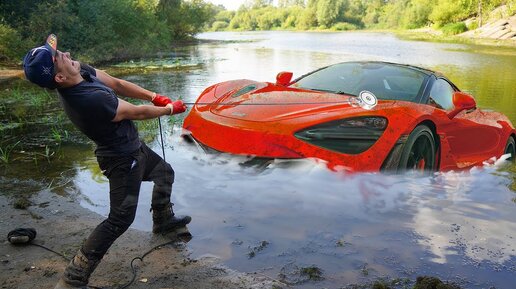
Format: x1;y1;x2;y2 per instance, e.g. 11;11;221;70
398;125;436;173
504;136;515;162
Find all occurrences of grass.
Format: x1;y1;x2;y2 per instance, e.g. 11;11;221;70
0;140;20;164
395;29;516;50
32;145;55;164
441;22;468;36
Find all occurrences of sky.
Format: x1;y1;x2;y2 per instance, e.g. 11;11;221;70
205;0;278;11
205;0;245;10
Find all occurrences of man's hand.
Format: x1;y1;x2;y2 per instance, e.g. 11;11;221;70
152;93;173;107
166;100;187;115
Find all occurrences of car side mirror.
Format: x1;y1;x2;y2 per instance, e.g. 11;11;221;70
276;71;293;86
448;91;476;119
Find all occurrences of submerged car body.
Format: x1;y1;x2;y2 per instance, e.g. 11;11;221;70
182;61;515;172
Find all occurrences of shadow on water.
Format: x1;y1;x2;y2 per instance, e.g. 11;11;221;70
1;31;515;289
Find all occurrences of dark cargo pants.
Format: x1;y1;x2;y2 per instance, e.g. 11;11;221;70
81;142;174;260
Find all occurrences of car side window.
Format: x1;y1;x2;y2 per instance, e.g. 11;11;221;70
428;78;455;110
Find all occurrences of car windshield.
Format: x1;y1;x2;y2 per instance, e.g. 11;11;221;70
291;62;428;102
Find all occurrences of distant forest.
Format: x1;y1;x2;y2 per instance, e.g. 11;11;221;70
212;0;515;32
1;0;515;64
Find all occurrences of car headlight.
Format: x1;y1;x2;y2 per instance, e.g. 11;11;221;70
294;117;387;154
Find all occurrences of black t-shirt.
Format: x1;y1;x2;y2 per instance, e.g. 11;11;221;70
58;64;141;156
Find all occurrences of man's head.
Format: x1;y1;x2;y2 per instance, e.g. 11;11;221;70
23;34;82;89
23;34;59;89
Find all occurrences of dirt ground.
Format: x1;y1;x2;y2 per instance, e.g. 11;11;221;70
0;69;24;83
0;190;280;289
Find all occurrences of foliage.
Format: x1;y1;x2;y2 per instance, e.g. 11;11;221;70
218;0;514;32
211;21;229;31
0;0;215;64
441;22;468;35
332;22;359;31
0;24;30;61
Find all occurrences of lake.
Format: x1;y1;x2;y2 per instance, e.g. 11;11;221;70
1;31;515;288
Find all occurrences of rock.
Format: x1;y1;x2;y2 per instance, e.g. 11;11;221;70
458;7;516;40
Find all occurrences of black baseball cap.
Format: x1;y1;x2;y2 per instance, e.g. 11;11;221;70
22;34;58;89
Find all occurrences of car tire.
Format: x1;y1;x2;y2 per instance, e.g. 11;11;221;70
398;125;436;173
504;136;515;162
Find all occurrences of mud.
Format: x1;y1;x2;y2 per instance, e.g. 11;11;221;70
0;190;279;289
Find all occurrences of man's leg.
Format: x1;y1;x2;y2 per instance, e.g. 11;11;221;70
55;153;144;288
140;143;191;234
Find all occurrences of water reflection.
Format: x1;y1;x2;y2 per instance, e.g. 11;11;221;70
77;134;516;288
414;167;516;265
8;31;514;288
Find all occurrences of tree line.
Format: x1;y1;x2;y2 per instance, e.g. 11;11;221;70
0;0;217;64
213;0;515;33
1;0;514;64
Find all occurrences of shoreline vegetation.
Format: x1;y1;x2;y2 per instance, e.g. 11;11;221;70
1;0;515;68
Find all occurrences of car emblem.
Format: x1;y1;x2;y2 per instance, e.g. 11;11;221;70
350;90;378;110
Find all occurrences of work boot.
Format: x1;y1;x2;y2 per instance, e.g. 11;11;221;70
152;203;192;234
54;250;100;289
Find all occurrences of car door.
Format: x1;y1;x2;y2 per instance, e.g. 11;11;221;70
428;78;501;168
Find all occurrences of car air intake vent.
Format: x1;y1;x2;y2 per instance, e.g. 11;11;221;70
232;85;257;98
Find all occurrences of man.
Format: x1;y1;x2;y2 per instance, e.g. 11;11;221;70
23;34;192;289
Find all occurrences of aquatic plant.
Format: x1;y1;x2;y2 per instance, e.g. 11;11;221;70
247;240;270;258
299;266;323;281
13;196;31;209
0;140;20;164
50;126;70;144
414;276;462;289
51;126;62;143
32;145;55;164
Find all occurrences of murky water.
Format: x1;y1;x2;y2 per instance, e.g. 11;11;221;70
2;31;515;288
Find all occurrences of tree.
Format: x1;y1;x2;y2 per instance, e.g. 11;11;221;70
315;0;346;28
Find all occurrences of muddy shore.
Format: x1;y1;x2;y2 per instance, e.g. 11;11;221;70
0;190;278;289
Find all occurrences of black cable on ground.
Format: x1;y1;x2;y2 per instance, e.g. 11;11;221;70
7;227;179;289
117;240;176;289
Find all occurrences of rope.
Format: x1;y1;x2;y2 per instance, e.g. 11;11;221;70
158;117;166;162
183;100;353;106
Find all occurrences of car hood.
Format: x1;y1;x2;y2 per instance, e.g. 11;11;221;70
207;82;393;122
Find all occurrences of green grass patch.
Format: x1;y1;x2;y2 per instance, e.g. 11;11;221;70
440;22;468;35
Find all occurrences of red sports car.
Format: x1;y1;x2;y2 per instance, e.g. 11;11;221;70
182;61;515;172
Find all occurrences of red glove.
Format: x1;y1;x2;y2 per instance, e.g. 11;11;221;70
166;100;187;115
152;93;172;107
172;100;187;114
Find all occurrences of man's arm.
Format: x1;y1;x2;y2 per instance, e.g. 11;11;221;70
95;69;155;101
112;98;171;122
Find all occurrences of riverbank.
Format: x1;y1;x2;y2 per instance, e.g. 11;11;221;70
0;190;278;289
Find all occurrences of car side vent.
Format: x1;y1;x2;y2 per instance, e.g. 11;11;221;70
294;117;387;155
